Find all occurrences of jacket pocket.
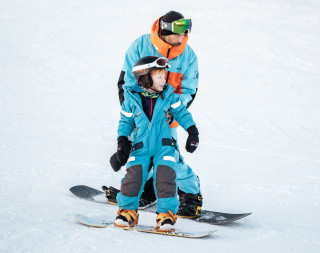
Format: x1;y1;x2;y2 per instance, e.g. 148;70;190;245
162;138;175;147
131;142;144;152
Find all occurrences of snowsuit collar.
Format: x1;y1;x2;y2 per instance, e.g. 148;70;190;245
140;86;160;98
150;17;188;60
130;83;174;100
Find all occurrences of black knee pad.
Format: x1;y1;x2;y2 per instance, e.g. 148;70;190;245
121;164;143;197
155;165;176;198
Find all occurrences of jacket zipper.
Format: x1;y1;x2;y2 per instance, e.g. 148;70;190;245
150;97;153;119
166;48;171;83
166;48;171;58
166;71;170;83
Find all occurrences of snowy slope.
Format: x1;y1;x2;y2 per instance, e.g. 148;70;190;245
1;0;319;252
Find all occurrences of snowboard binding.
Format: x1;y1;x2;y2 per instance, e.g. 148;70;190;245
102;186;119;205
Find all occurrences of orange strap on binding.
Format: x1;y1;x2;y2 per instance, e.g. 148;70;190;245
117;208;138;223
156;210;177;224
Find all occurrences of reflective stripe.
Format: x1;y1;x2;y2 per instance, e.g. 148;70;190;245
170;100;181;109
163;156;176;163
121;109;133;117
127;156;135;162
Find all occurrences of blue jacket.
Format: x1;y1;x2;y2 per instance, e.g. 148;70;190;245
118;84;196;156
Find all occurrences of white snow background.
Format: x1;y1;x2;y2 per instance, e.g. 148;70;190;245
1;0;319;252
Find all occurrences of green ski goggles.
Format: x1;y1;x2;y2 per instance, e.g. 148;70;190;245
160;18;192;34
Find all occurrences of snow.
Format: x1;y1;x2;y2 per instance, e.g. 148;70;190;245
1;0;319;252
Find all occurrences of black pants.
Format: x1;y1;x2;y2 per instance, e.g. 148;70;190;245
140;177;156;201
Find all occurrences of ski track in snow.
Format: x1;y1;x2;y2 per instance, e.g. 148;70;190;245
1;0;320;252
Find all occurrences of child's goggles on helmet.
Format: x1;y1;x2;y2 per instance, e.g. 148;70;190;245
160;18;192;34
132;57;171;73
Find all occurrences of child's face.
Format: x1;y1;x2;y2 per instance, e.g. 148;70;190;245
151;71;166;92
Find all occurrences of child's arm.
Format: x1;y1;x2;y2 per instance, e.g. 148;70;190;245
117;98;135;138
170;94;199;153
114;98;135;168
169;94;196;131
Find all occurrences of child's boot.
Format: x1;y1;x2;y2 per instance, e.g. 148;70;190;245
114;208;139;228
155;210;177;232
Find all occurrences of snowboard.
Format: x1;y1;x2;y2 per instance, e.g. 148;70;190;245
75;214;216;238
70;185;251;225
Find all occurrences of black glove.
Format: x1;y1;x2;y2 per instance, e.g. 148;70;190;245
116;136;131;165
110;152;122;172
185;125;199;153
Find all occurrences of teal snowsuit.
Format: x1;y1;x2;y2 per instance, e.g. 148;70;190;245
117;84;196;214
119;34;201;195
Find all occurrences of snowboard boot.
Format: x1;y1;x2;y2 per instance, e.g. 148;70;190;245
155;210;177;232
177;189;203;218
139;178;157;209
103;182;157;209
114;208;139;228
102;186;119;205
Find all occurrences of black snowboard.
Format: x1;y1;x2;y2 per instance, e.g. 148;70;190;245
69;185;251;225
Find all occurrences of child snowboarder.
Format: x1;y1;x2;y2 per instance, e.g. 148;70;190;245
113;56;199;232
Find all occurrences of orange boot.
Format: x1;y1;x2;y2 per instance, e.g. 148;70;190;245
155;210;177;232
114;208;139;228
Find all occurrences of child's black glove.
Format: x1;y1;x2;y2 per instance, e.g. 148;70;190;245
117;136;131;165
185;125;199;153
110;152;122;172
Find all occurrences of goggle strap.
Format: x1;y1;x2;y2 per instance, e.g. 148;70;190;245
160;21;171;31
